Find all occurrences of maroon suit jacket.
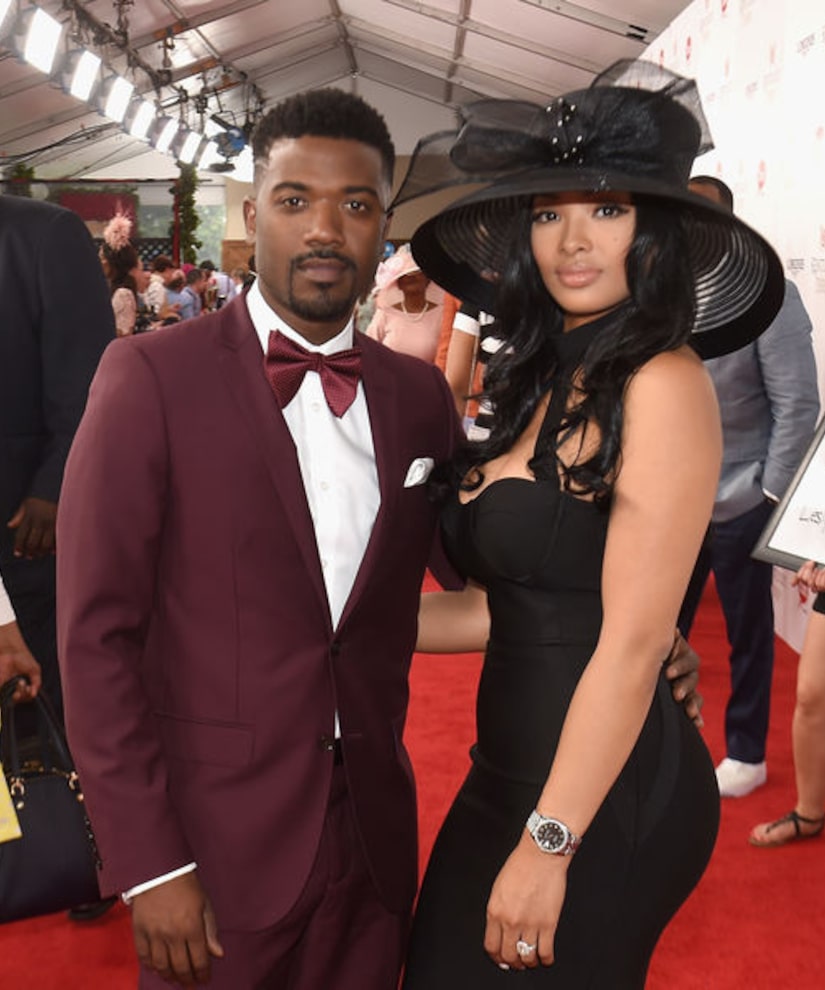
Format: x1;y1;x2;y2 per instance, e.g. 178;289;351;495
56;297;461;930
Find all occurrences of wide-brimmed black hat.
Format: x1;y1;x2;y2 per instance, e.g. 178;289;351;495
394;59;784;359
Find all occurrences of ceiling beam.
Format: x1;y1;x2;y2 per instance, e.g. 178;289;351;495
374;2;605;75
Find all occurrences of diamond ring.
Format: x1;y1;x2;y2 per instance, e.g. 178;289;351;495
516;939;537;958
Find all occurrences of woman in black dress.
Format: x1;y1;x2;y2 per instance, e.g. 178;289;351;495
397;60;785;987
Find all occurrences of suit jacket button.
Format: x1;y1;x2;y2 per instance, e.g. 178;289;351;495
318;734;335;752
330;641;341;657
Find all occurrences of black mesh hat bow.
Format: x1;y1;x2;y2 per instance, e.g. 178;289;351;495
395;59;784;359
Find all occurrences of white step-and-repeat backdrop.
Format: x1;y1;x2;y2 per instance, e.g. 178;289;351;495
649;0;825;650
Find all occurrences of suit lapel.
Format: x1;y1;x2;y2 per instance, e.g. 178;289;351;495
338;336;402;628
215;302;332;629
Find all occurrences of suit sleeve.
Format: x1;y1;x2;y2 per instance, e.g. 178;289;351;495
758;281;820;500
29;208;115;503
426;362;467;591
57;341;193;894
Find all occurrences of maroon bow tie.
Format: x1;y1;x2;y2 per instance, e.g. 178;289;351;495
264;330;362;418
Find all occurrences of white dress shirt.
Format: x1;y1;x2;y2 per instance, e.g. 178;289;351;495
247;279;379;629
124;285;380;903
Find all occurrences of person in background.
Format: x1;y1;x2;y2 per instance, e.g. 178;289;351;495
163;269;186;324
179;267;207;321
677;176;820;799
443;303;500;438
0;571;41;701
0;193;113;723
144;255;176;314
365;243;445;363
749;558;825;846
230;266;249;294
394;59;783;986
199;259;236;309
100;213;145;337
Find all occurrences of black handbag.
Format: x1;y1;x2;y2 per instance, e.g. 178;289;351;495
0;676;102;923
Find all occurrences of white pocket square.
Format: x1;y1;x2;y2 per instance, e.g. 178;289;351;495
403;457;435;488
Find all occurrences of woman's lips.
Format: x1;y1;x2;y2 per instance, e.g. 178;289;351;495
555;266;599;288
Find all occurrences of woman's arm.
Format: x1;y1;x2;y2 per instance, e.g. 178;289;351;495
364;308;387;342
112;287;137;337
444;328;478;419
417;579;490;653
484;346;722;969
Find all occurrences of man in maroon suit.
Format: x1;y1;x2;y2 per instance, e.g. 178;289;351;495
57;89;461;989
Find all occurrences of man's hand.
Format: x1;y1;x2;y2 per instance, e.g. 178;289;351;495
131;872;224;986
7;497;58;558
664;632;704;727
0;620;42;700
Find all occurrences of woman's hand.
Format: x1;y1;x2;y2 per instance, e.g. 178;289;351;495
0;620;42;700
484;835;570;971
793;560;825;594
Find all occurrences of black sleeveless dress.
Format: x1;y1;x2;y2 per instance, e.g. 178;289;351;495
403;320;720;989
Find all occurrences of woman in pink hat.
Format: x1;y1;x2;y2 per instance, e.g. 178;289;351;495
365;243;445;362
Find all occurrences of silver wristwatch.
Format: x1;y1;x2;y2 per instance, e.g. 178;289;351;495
525;810;581;855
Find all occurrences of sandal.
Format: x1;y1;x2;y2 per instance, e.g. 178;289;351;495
749;809;825;848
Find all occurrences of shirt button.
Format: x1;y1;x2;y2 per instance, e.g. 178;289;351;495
311;401;321;413
320;480;330;491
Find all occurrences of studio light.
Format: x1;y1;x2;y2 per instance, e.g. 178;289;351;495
125;98;157;141
226;145;254;184
195;140;221;171
99;74;134;123
152;116;179;155
15;6;64;74
0;0;15;40
56;48;102;101
175;130;203;165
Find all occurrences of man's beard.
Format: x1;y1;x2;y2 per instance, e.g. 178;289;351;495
287;283;358;324
287;251;361;324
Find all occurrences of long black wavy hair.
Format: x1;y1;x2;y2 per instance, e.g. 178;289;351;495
448;194;697;505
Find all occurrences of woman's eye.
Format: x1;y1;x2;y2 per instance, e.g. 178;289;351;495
596;204;628;218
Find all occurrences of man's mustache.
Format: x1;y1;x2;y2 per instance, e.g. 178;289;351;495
291;250;357;274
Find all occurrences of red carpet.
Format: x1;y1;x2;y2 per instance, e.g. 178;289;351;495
3;578;824;988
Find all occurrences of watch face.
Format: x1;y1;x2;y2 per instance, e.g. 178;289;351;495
536;820;566;852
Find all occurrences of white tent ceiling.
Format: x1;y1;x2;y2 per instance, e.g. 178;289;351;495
0;0;692;181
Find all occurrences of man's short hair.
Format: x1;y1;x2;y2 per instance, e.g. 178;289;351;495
250;88;395;199
185;268;204;286
152;254;174;273
198;259;216;271
689;175;734;213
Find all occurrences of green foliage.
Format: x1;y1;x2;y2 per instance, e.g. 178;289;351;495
195;205;227;266
170;163;202;264
4;163;35;197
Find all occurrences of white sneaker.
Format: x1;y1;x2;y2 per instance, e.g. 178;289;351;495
715;757;767;798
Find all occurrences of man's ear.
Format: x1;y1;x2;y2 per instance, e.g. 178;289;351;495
243;197;256;244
